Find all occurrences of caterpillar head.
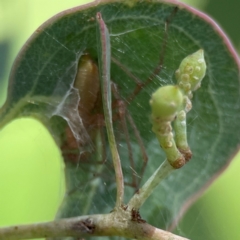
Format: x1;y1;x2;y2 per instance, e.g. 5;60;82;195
150;85;183;122
175;49;206;93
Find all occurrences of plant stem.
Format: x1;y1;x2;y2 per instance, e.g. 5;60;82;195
128;160;174;209
96;12;124;207
0;212;189;240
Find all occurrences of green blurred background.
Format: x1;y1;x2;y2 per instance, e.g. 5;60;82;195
0;0;239;239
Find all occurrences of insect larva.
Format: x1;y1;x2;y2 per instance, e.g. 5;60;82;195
150;50;207;168
150;85;185;168
175;49;206;97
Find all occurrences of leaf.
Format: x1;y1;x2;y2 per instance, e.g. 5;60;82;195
1;0;239;236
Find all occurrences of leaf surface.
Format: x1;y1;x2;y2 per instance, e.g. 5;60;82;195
1;0;240;237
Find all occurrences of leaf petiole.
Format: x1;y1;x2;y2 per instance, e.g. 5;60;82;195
96;12;124;207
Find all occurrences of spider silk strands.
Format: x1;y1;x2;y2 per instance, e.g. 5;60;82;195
128;160;174;209
96;12;124;207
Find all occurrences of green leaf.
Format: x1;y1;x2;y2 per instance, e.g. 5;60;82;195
1;0;240;236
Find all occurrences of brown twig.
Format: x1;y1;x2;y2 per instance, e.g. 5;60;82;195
0;212;189;240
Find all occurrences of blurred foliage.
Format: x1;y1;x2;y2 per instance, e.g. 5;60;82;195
178;155;240;239
0;0;239;240
205;0;240;49
180;0;208;9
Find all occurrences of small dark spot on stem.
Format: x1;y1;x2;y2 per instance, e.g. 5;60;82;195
72;219;95;234
122;204;128;211
131;209;146;223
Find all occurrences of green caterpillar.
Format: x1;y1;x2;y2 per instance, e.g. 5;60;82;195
150;49;206;168
176;49;206;98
